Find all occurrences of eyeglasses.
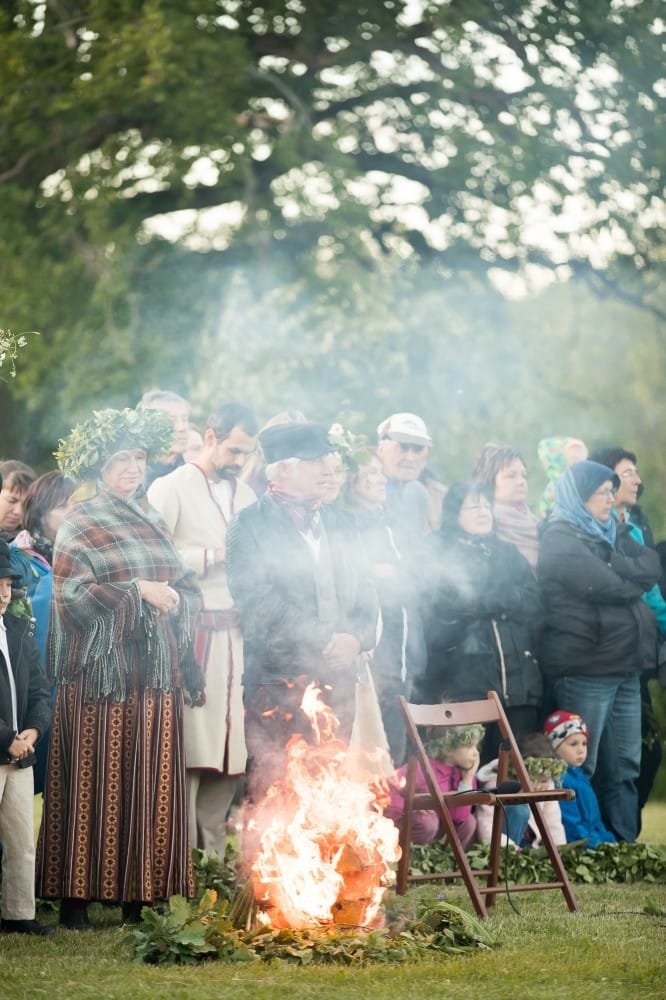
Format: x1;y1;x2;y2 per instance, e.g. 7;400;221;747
619;467;640;479
382;437;426;454
591;488;616;499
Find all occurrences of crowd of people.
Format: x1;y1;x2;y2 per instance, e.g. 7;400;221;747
0;395;664;935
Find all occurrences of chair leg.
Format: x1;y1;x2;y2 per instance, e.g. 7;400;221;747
433;804;488;919
486;805;504;909
396;824;410;896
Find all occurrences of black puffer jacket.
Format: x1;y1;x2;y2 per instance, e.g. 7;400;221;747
422;532;543;709
536;519;659;679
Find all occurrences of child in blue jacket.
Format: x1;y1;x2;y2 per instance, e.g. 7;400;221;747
543;710;616;847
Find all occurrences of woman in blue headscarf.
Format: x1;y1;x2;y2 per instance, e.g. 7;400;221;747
536;460;660;843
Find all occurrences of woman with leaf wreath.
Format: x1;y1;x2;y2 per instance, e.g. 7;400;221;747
36;408;203;930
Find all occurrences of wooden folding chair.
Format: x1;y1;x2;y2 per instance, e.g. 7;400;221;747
395;691;579;918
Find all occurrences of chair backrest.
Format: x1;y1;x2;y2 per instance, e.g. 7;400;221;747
402;691;534;791
404;694;504;729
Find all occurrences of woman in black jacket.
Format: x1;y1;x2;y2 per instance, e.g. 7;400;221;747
537;460;660;843
422;481;543;759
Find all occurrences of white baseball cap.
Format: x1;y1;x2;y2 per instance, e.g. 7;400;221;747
376;412;432;447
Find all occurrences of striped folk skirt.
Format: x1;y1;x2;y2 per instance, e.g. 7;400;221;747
36;676;194;903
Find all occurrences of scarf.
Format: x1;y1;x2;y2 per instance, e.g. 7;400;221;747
492;501;539;570
268;484;322;537
553;467;617;549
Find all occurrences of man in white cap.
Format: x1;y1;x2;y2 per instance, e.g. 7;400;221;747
376;412;432;539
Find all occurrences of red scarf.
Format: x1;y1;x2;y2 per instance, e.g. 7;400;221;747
268;485;322;538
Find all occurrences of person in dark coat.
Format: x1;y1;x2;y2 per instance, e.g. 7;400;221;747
343;450;426;766
0;539;53;936
226;422;379;815
587;445;664;832
536;460;660;843
422;480;543;760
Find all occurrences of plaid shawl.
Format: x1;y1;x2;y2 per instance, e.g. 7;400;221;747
49;484;203;702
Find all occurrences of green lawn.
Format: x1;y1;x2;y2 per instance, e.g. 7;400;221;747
3;803;664;1000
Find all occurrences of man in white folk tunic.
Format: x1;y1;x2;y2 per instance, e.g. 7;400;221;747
148;403;258;856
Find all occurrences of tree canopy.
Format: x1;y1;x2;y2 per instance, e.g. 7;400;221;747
0;1;664;501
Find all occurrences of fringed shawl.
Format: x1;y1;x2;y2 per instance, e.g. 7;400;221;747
48;484;203;702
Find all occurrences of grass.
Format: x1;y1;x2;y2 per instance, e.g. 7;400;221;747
3;803;665;1000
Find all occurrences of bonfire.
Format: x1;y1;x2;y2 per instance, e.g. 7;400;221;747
250;684;401;929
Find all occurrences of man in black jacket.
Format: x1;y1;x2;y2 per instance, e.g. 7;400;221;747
227;422;378;810
0;540;53;936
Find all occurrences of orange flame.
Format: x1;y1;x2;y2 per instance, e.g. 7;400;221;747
251;684;400;929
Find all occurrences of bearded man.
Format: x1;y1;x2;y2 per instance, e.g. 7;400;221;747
148;402;258;856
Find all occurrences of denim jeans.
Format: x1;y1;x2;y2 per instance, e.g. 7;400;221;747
503;804;530;847
552;673;641;842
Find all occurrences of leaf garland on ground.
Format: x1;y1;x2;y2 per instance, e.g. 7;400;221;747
126;891;494;966
127;840;664;965
409;840;666;885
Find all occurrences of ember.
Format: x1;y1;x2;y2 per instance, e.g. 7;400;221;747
251;684;400;929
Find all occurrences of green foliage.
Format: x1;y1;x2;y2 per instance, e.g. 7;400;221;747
0;328;36;380
409;839;666;886
191;845;242;904
1;1;665;468
54;406;175;480
520;757;568;786
127;891;240;965
126;890;495;966
128;837;665;966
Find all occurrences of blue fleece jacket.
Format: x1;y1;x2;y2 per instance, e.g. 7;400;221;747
560;765;617;847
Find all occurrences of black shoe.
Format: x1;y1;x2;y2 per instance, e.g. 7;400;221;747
1;918;56;936
121;901;146;924
59;901;93;932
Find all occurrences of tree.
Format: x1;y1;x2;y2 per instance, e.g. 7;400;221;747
0;0;664;459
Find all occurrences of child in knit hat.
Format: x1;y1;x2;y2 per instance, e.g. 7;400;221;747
385;724;483;848
543;710;617;848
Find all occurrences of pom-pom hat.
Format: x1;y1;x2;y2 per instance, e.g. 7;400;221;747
543;710;590;750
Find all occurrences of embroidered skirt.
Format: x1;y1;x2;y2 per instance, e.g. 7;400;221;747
36;675;194;903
